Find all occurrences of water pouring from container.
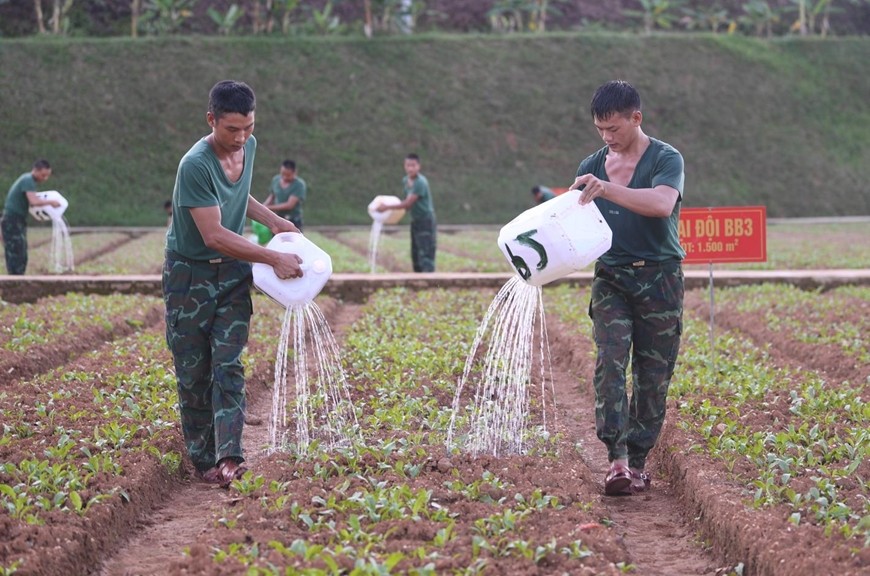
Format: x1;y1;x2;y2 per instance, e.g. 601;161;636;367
448;190;612;457
367;195;405;273
252;232;359;454
29;190;74;273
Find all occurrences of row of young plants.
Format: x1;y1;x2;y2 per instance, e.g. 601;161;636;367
0;304;185;575
545;283;869;557
0;292;160;354
707;283;870;364
26;230;133;275
174;288;631;574
304;231;375;273
674;315;868;544
74;230;168;275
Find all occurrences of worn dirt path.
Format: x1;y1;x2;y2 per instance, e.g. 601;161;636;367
97;300;724;575
546;314;724;575
96;303;362;576
97;389;273;576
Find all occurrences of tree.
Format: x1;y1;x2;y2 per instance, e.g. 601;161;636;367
50;0;74;34
742;0;780;37
33;0;46;33
131;0;141;37
624;0;686;34
208;3;243;35
140;0;198;35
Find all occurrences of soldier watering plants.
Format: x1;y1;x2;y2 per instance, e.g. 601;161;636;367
569;80;685;496
162;80;303;487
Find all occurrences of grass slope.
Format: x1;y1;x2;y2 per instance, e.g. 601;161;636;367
1;33;868;225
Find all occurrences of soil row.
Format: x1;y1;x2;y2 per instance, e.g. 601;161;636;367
1;287;867;575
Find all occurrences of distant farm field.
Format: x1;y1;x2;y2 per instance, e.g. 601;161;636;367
19;220;870;276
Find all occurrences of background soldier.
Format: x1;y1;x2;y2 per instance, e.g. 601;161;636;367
1;159;59;275
376;152;437;272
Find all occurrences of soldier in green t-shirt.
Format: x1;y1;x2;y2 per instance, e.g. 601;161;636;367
531;185;556;205
567;80;685;497
1;159;59;275
375;153;437;272
264;159;307;232
163;80;302;488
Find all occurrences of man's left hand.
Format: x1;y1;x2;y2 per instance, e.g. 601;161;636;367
271;219;299;235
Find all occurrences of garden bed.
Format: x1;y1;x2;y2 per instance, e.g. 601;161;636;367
0;280;867;575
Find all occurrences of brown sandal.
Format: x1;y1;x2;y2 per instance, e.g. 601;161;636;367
216;458;248;488
195;466;222;484
604;463;632;496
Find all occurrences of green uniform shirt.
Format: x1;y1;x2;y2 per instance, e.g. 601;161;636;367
166;136;257;261
538;187;556;203
3;173;37;217
577;137;685;266
405;173;434;221
269;175;306;221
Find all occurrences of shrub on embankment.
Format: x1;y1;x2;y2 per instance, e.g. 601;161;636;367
1;33;869;225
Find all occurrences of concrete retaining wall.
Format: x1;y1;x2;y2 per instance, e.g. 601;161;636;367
2;269;869;304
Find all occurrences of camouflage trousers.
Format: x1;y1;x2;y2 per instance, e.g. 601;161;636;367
162;251;253;472
588;260;684;469
411;216;437;272
1;214;28;275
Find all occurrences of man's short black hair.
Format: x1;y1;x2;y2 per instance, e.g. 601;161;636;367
405;153;420;162
531;185;541;195
591;80;641;120
33;159;51;170
208;80;256;120
282;159;296;171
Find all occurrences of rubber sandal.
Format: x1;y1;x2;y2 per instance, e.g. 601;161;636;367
195;466;222;484
630;469;651;493
604;463;632;496
216;459;248;488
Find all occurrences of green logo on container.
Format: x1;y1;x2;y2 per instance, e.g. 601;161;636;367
504;229;548;280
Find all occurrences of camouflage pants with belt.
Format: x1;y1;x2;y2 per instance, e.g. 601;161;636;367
588;260;684;470
1;214;28;275
411;216;436;272
162;252;253;472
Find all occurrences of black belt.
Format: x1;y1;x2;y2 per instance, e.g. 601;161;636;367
166;250;236;265
608;259;680;268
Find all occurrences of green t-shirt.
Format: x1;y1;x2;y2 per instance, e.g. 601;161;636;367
165;135;257;261
576;137;685;266
3;172;37;217
404;174;434;221
538;187;556;203
269;175;306;221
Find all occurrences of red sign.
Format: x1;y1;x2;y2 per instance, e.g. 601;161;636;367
679;206;767;264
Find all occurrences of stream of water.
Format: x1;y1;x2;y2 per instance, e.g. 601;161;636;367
447;276;556;457
367;221;384;273
49;217;74;273
268;302;360;455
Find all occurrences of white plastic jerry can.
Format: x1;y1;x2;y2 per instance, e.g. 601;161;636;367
252;232;333;308
498;189;612;287
29;190;68;221
367;195;406;224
